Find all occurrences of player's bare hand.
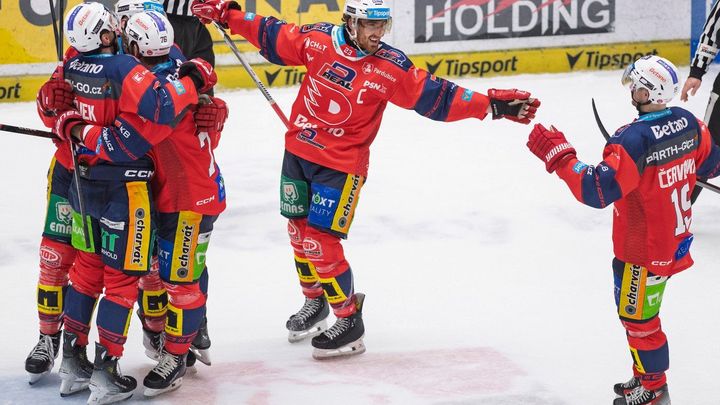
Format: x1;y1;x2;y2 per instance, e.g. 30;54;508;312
681;77;702;102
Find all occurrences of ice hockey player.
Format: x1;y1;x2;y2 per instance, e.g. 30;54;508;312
113;0;215;370
681;0;720;203
526;55;720;405
117;10;228;396
192;0;540;359
45;2;215;403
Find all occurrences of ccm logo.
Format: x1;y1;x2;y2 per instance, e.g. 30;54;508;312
124;170;154;178
651;260;673;266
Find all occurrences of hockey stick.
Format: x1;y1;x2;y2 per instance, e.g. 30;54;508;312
0;123;57;139
591;98;720;195
49;0;92;248
212;22;291;129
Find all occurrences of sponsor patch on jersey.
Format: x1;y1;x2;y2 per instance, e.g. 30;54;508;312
572;161;589;174
170;79;186;95
461;89;473;102
375;48;408;68
674;235;693;260
245;12;256;20
301;22;332;33
308;183;342;229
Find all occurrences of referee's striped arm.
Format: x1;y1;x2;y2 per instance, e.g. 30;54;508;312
692;1;720;79
163;0;195;17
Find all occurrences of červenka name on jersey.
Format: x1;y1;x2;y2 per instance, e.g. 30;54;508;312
658;158;696;189
68;59;104;74
651;117;689;139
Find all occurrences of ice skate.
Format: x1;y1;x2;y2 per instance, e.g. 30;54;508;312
142;327;163;361
613;384;670;405
87;343;137;405
286;295;329;343
25;331;61;384
614;376;641;396
58;331;94;396
143;350;187;397
189;316;212;365
311;293;365;360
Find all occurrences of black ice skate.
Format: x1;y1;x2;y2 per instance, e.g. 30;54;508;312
58;331;94;396
614;376;641;396
613;384;670;405
142;327;163;361
25;331;61;384
286;295;329;343
189;316;212;365
143;350;187;397
311;293;365;360
88;343;137;405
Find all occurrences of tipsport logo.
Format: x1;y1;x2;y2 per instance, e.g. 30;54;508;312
566;49;657;70
415;0;615;43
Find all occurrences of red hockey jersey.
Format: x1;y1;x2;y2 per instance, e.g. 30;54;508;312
225;11;491;176
555;108;720;275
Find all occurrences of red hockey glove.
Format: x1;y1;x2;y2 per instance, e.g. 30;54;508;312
54;109;86;142
527;124;576;173
488;88;540;124
196;95;228;148
38;78;74;113
178;58;217;94
191;0;241;26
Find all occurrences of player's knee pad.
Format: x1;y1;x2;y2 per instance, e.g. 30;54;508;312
288;218;307;256
39;237;75;282
96;297;133;357
103;268;141;308
165;303;206;355
64;285;98;346
302;228;348;276
164;282;206;308
69;252;105;298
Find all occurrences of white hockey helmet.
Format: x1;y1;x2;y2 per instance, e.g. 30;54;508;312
65;2;120;53
621;55;680;105
115;0;165;21
124;11;174;56
343;0;392;21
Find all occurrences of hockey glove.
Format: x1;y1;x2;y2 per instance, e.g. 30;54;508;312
38;78;74;114
191;0;241;26
54;109;86;142
527;124;576;173
196;95;228;148
488;88;540;124
179;58;218;94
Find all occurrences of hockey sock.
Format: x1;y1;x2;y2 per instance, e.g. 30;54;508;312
96;298;133;358
138;270;167;333
165;303;206;355
63;286;98;347
37;237;74;334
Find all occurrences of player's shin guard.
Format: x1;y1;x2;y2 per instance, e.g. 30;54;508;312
96;298;133;358
623;317;669;390
37;237;74;335
303;228;355;317
289;218;324;298
63;286;98;347
164;300;206;356
138;268;167;334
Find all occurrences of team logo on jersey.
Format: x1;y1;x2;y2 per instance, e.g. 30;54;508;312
304;77;353;126
375;48;407;67
319;61;357;91
362;62;374;75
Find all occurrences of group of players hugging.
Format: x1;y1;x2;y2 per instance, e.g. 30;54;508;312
21;0;720;404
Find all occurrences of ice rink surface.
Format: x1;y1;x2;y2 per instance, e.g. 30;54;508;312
1;67;719;404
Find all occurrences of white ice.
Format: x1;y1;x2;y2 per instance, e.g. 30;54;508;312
1;67;719;405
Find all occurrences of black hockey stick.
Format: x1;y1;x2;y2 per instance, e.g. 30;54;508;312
212;22;291;129
591;98;720;195
0;123;57;139
49;0;92;248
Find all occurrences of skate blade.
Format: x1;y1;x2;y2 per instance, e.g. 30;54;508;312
59;377;90;396
27;370;50;385
189;346;211;366
87;390;133;405
312;338;366;360
288;319;328;343
144;377;183;397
